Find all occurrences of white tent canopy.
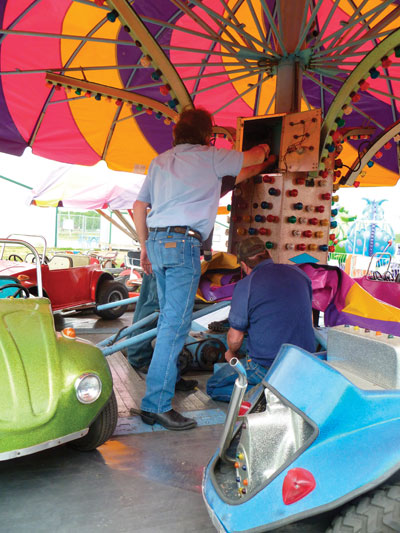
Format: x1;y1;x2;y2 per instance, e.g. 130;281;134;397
28;160;146;210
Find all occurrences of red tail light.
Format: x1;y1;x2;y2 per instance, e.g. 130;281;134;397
282;468;316;505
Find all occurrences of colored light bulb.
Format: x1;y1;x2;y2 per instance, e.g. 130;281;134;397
269;188;281;196
265;241;274;249
261;201;272;209
287;216;297;224
263;175;275;183
303;230;312;238
319;244;328;251
140;55;152;67
369;67;380;79
382;57;392;68
294;202;303;210
160;84;170;96
151;69;162;81
309;218;318;225
296;244;306;251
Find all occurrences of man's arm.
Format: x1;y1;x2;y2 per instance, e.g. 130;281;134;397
241;143;270;168
133;199;152;275
225;327;245;362
235;154;277;185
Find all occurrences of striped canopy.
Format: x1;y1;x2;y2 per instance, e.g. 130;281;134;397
0;1;400;186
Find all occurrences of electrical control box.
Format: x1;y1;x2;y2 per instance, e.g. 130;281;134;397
228;109;337;265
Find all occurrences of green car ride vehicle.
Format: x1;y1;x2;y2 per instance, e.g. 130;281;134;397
0;239;117;461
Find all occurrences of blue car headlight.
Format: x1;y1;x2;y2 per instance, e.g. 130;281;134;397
74;373;102;404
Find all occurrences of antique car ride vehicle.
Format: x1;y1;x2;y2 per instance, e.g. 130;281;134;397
0;236;129;319
0;239;118;460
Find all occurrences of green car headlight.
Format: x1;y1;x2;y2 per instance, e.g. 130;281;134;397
74;373;102;404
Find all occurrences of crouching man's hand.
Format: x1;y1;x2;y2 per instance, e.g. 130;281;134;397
225;349;236;362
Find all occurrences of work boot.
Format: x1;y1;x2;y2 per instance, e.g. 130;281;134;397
140;409;197;431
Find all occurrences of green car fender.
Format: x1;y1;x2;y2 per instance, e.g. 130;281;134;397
0;297;113;455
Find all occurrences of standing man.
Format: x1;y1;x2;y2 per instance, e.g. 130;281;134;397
133;108;273;431
207;236;315;402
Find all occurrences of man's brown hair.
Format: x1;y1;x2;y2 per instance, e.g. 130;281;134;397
173;108;213;146
242;251;270;269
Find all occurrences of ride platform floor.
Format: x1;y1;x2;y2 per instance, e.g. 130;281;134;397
0;311;335;533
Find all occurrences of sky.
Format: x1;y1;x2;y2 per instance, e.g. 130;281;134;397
337;185;400;231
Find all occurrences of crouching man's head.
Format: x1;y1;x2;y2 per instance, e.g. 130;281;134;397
236;236;271;275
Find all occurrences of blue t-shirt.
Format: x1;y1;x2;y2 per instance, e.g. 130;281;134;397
229;259;315;367
137;144;243;240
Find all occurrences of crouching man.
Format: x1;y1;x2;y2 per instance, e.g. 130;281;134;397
206;236;315;401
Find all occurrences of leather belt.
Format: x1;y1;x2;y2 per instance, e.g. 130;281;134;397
149;226;202;243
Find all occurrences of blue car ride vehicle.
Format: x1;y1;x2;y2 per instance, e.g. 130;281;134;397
202;325;400;533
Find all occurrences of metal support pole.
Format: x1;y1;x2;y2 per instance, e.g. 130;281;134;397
274;0;307;114
96;295;139;311
97;310;159;347
218;358;248;463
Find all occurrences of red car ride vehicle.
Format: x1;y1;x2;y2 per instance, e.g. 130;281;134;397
0;236;129;319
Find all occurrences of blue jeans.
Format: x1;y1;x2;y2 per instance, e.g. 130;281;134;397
127;273;159;369
141;230;201;413
206;359;268;402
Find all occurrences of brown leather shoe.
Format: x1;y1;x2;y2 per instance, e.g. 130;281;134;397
140;409;197;430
